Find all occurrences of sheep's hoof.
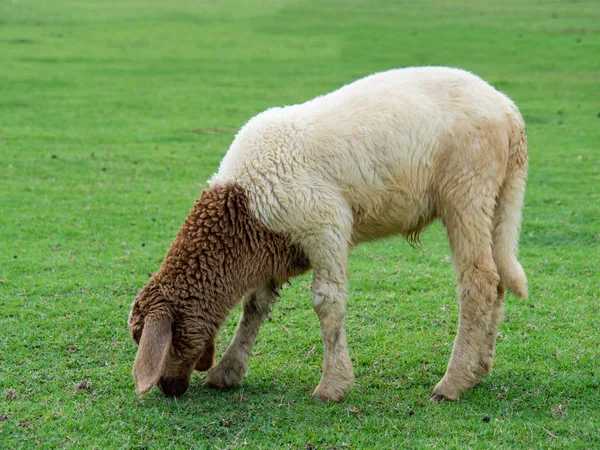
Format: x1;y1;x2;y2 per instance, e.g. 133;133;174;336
429;393;449;403
311;384;346;402
204;363;244;390
431;378;461;402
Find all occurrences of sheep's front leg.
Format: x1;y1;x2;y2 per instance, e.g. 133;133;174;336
311;271;353;402
283;196;354;401
205;283;278;389
306;227;354;402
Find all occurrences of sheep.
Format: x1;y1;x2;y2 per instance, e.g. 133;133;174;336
128;66;528;402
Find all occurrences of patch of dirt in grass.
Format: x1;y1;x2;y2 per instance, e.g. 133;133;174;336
553;404;566;417
10;38;33;44
4;389;17;400
75;378;93;393
192;128;236;134
18;419;33;429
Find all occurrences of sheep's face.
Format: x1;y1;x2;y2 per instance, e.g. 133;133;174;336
128;285;215;397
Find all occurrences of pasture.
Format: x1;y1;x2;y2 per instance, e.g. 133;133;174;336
1;0;599;448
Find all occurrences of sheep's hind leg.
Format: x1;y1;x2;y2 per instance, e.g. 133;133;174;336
431;206;500;401
205;282;279;389
478;283;506;378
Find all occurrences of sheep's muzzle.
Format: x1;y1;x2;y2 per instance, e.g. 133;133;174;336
157;376;189;397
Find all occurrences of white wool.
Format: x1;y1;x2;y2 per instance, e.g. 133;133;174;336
209;66;522;246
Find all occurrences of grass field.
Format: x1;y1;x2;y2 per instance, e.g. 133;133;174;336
1;0;599;448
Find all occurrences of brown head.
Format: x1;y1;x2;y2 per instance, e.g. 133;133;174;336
128;183;308;397
128;281;216;397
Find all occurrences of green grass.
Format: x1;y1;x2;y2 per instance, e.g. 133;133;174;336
1;0;599;448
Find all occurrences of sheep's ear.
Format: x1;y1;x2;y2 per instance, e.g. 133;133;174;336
195;339;215;371
133;315;172;395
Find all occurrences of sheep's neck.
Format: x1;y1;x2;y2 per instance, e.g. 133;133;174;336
154;183;309;326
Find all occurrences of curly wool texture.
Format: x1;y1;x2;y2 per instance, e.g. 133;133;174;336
159;184;306;302
131;183;308;324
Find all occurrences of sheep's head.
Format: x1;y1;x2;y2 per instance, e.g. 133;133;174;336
128;283;215;397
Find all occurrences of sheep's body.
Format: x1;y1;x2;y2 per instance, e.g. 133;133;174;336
211;67;520;246
130;67;528;402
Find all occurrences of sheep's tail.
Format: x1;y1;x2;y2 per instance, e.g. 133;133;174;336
492;118;529;299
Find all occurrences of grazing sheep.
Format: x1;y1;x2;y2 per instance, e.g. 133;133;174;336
128;66;528;402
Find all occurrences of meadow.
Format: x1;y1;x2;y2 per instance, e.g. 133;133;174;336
1;0;599;448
